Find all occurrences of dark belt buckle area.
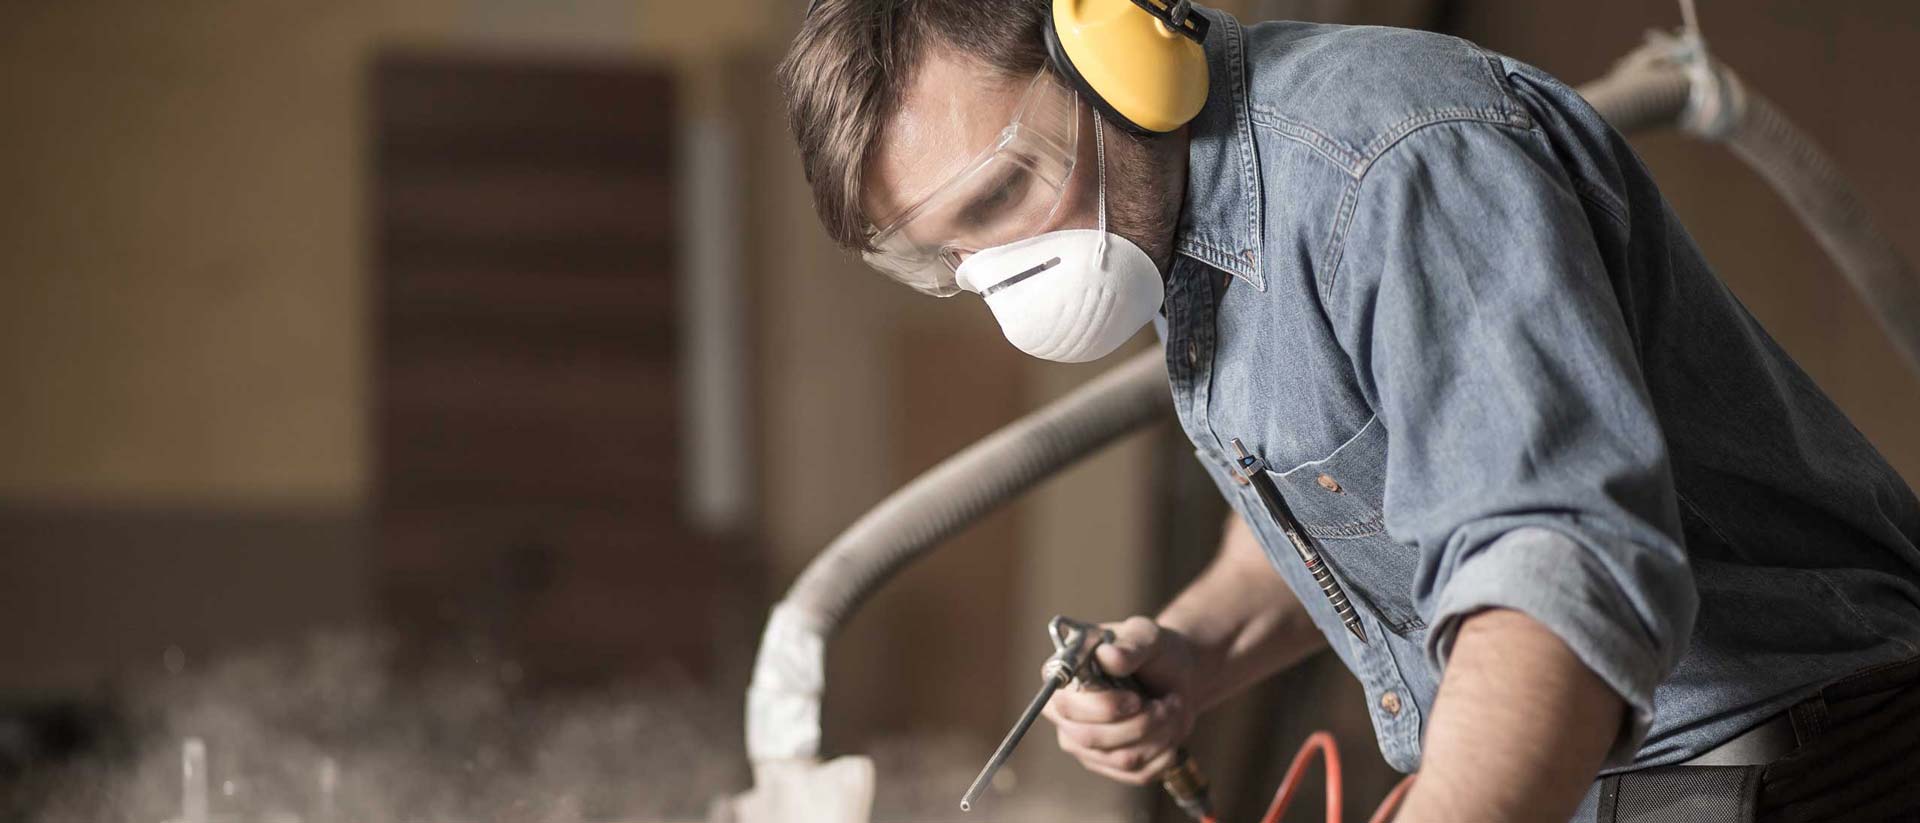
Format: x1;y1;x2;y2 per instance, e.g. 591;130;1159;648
1679;713;1798;767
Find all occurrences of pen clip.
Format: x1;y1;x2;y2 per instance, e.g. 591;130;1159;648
1229;438;1267;473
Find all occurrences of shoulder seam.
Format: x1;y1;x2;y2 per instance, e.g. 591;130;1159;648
1475;46;1518;110
1244;42;1528;179
1318;47;1534;289
1354;104;1534;179
1350;43;1531;173
1320;113;1536;303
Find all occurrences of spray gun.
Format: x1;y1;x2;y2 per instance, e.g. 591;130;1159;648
960;616;1215;822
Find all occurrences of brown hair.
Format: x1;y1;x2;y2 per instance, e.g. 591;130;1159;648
777;0;1053;252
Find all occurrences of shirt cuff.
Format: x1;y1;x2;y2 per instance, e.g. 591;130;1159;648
1424;526;1663;767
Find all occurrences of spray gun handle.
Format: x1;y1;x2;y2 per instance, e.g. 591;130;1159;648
1086;671;1214;822
1052;617;1215;823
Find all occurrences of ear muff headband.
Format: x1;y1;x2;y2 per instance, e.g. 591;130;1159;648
1045;0;1211;134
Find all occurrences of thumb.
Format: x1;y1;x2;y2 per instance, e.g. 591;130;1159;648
1094;616;1162;678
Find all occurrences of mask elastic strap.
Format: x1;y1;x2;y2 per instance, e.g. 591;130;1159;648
1094;115;1109;264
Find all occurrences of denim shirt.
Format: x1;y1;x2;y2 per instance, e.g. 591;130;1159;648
1163;9;1920;774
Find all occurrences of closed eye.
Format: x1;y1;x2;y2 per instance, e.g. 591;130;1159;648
954;169;1031;230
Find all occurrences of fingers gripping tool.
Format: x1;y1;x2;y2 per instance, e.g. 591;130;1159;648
960;616;1214;821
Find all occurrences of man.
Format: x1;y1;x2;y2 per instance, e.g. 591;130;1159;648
778;1;1920;820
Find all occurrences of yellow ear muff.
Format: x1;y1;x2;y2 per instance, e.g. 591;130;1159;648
1044;0;1211;134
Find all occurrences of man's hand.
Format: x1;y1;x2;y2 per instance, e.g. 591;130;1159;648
1397;608;1627;822
1041;616;1203;785
1043;514;1327;787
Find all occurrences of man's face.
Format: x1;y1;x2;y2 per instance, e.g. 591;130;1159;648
862;50;1104;268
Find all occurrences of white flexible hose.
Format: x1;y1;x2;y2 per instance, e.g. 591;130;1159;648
1579;33;1920;377
748;349;1171;760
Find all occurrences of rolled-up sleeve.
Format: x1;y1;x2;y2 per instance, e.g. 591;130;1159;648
1327;119;1697;763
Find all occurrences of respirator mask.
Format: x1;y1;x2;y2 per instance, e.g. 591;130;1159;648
862;71;1162;363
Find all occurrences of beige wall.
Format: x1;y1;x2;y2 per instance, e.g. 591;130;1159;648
0;0;787;695
0;0;775;508
0;11;1154;814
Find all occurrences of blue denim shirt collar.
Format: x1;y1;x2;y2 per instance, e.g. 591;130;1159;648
1174;8;1266;291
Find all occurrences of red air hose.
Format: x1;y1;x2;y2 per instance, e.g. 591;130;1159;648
1257;731;1343;823
1199;731;1415;823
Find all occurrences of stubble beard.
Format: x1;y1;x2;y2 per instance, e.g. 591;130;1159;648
1098;119;1184;275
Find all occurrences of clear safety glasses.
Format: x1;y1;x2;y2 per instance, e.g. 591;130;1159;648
863;70;1082;297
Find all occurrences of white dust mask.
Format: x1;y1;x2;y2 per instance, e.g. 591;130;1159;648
953;118;1163;363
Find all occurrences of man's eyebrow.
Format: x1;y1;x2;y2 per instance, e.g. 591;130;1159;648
953;165;1021;224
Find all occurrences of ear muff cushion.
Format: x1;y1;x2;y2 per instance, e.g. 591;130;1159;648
1044;17;1151;134
1045;0;1209;134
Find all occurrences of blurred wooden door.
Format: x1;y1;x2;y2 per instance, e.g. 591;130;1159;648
372;54;742;686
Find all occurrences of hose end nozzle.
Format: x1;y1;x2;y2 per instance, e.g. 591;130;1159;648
1160;748;1214;822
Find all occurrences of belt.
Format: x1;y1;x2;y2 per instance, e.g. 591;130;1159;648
1676;712;1799;767
1585;717;1795;822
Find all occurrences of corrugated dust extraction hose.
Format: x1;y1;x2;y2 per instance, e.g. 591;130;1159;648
781;349;1173;633
745;350;1172;765
1582;33;1920;377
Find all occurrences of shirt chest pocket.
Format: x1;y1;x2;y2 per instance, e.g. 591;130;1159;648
1250;417;1426;636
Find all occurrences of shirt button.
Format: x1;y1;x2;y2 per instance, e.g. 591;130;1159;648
1186;341;1198;367
1380;691;1402;716
1227;466;1249;486
1317;473;1342;493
